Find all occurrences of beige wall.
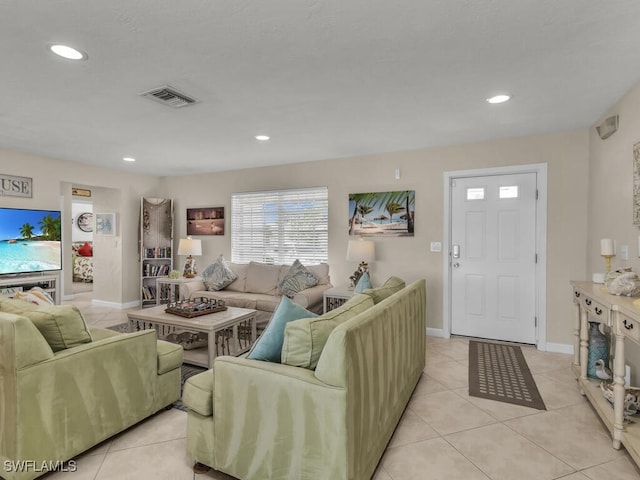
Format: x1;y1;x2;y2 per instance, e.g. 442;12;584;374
0;148;160;305
161;129;589;347
0;127;591;347
588;81;640;381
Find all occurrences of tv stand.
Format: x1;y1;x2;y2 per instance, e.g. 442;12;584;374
0;273;60;304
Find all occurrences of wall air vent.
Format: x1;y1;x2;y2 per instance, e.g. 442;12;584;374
139;85;198;108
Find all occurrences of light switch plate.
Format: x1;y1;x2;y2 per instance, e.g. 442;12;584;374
430;242;442;252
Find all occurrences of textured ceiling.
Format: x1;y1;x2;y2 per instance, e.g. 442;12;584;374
1;1;639;176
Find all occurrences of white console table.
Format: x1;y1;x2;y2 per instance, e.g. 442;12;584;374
571;281;640;466
0;273;60;304
323;287;354;313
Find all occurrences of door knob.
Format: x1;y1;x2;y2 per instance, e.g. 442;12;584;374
453;262;460;268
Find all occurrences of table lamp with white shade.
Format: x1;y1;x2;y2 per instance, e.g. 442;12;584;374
178;236;202;278
346;237;376;289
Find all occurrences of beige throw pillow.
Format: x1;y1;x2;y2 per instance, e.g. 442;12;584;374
281;293;374;369
362;276;405;304
0;295;40;314
245;262;281;295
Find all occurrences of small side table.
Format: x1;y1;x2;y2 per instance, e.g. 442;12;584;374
156;277;202;305
323;287;355;313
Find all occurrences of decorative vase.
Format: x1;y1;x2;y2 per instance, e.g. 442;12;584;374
587;321;610;379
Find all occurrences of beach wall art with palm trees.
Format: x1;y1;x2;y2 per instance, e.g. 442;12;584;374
348;191;415;237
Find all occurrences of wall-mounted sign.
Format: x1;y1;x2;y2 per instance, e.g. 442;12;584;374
0;174;32;198
72;188;91;197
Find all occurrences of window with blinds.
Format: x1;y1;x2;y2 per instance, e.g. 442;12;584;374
231;187;328;265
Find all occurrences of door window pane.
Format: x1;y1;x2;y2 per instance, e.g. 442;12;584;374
466;188;485;200
499;186;519;199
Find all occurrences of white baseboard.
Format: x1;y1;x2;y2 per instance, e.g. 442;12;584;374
91;299;140;310
426;328;448;338
545;342;574;355
424;327;573;354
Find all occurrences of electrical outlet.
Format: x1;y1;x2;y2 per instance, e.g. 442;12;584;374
430;242;441;252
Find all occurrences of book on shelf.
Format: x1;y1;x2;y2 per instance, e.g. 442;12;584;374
143;263;170;277
144;247;172;259
141;285;157;300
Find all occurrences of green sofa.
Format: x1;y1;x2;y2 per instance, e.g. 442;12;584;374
0;297;183;480
183;278;426;480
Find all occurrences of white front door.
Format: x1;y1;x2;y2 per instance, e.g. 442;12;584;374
450;173;537;344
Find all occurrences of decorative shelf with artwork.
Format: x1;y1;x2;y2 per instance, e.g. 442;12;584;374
140;198;173;308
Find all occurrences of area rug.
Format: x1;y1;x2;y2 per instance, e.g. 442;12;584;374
173;364;207;411
105;322;131;333
468;340;546;410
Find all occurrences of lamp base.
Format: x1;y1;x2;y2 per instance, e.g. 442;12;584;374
183;256;197;278
348;262;369;289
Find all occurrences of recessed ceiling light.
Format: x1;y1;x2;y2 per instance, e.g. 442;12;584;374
123;157;136;162
486;94;511;104
255;135;270;141
49;44;87;61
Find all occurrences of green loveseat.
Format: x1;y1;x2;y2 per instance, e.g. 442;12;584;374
0;297;183;480
183;278;426;480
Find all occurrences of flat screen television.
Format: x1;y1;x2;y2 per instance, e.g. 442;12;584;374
0;207;62;275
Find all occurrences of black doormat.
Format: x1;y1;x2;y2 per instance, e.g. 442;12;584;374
468;340;546;411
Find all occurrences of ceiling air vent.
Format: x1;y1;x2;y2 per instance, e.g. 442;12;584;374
139;85;198;108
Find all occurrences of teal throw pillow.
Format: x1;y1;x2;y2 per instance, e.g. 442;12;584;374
355;272;373;293
247;296;317;362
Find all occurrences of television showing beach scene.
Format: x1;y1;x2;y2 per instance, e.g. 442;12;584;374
0;208;62;274
348;191;415;237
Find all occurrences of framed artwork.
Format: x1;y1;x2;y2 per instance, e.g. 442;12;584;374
634;141;640;225
187;207;224;236
95;212;116;236
348;191;415;237
76;212;93;232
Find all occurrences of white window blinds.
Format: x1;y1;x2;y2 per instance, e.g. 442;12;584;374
231;186;328;265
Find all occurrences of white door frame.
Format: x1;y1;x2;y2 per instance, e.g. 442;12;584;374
442;163;548;350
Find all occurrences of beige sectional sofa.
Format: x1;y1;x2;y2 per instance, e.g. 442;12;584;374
184;261;332;328
183;277;426;480
0;295;183;480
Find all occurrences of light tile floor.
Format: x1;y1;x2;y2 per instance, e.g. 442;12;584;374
44;293;640;480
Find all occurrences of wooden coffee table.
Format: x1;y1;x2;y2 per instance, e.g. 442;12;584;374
127;305;257;368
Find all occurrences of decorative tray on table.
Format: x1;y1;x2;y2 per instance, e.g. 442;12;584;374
165;297;227;318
